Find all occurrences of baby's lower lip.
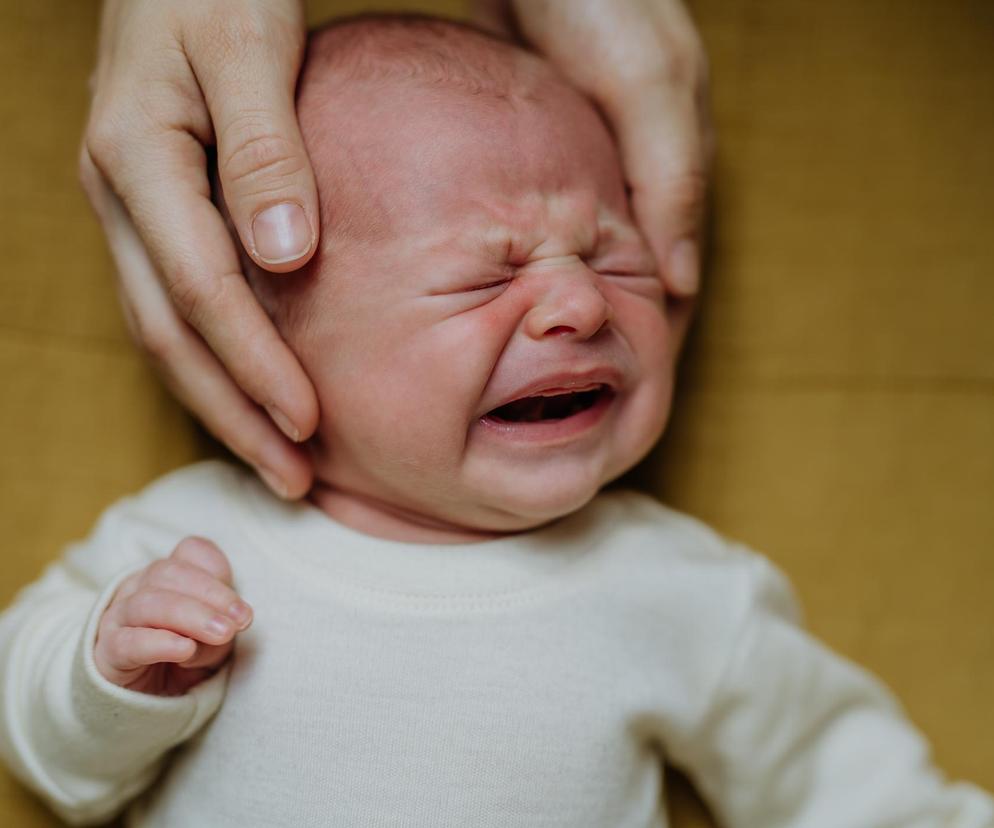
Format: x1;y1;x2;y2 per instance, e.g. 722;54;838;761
476;387;616;445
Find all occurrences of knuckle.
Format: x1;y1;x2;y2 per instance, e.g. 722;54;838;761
84;116;124;172
661;170;709;213
219;126;306;195
165;265;222;329
146;558;179;584
623;34;707;96
77;146;102;199
126;303;185;364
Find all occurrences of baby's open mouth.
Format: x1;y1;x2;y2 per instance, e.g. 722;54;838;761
485;385;614;423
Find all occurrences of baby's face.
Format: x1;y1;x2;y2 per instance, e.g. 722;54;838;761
287;78;676;533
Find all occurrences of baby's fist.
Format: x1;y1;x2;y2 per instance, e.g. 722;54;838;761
94;537;253;696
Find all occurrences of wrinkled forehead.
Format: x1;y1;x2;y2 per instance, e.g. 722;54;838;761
297;78;629;251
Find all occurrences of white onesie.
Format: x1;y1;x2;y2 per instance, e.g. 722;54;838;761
1;461;991;827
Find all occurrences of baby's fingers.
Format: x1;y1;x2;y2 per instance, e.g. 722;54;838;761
98;626;197;676
142;553;253;629
122;588;242;647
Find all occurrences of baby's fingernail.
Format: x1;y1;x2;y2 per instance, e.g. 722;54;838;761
253;202;312;265
227;601;252;628
667;238;700;295
206;616;232;638
266;404;300;442
257;465;289;500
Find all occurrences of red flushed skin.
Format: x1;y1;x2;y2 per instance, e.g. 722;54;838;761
260;42;677;542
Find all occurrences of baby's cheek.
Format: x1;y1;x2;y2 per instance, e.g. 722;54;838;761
471;298;518;342
428;318;506;417
437;294;525;370
605;285;671;358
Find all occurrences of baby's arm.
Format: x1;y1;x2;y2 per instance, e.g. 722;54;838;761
0;496;247;826
669;553;994;828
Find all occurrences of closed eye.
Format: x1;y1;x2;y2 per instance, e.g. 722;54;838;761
599;270;664;298
599;271;660;280
426;276;512;298
468;278;512;292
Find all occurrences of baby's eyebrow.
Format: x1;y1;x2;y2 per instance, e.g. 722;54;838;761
466;225;515;263
415;225;512;270
442;205;647;264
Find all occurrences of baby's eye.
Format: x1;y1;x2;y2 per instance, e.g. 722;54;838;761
468;278;511;292
598;270;664;300
597;270;659;282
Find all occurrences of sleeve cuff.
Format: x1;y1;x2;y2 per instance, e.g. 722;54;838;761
71;567;230;767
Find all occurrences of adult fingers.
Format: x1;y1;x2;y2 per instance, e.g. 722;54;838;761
609;82;712;298
89;131;319;442
79;148;314;498
183;5;319;273
83;0;320;463
486;0;714;299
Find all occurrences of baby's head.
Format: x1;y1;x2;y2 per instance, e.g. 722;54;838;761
244;15;677;535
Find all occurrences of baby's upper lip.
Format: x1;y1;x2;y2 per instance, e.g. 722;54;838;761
481;366;624;416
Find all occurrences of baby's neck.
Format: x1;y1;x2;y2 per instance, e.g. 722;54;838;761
308;483;506;545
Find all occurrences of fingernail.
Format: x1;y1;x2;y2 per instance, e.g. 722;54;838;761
667;239;700;295
227;601;252;628
257;465;289;500
252;202;312;264
266;404;300;442
206;616;232;638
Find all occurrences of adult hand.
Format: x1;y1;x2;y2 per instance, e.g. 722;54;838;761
472;0;714;351
79;0;319;499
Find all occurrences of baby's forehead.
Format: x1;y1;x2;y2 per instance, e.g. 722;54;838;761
293;17;630;247
300;79;628;257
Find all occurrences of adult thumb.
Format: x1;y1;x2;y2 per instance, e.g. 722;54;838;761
189;14;319;273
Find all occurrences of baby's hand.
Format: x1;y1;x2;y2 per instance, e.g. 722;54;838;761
93;537;253;696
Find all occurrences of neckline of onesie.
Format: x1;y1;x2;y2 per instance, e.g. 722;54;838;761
235;470;620;605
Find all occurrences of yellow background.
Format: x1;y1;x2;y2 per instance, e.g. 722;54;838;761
1;1;991;825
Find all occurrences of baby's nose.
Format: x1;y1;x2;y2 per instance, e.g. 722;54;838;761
521;260;613;341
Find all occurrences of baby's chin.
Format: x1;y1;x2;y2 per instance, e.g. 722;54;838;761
446;487;601;536
308;458;616;543
426;453;638;537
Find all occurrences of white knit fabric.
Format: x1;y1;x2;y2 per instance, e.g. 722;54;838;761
1;461;991;827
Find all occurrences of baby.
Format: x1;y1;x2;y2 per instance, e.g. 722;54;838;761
2;13;992;828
